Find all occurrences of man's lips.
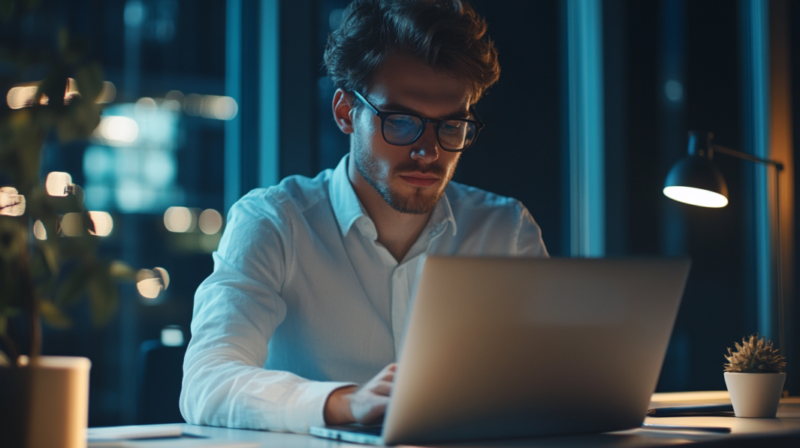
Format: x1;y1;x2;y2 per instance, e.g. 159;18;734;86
399;173;440;187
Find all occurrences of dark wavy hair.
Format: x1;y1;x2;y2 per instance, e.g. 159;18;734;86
323;0;500;102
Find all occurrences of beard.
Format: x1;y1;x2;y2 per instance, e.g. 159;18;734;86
354;148;456;215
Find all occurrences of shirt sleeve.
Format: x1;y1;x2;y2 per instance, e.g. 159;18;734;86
513;202;550;258
179;191;355;433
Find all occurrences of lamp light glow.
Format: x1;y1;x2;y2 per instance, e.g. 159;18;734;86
663;186;728;208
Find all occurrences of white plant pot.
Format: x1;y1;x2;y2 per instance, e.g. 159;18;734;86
23;356;92;448
724;372;785;418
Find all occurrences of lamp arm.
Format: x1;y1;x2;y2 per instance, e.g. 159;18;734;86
712;145;785;171
714;144;786;353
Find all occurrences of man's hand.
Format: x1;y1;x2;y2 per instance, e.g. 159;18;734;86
324;363;396;425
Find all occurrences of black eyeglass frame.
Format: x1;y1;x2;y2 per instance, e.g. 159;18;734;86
351;90;485;152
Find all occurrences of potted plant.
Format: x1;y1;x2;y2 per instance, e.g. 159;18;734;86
1;3;141;447
723;334;787;418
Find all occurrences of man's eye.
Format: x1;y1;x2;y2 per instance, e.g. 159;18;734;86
385;115;417;129
440;121;465;134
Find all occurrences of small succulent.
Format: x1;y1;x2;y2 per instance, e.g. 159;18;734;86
724;334;786;373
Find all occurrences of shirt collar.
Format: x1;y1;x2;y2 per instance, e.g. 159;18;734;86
330;155;367;236
329;155;458;238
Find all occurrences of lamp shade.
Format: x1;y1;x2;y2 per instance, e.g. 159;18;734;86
663;155;729;208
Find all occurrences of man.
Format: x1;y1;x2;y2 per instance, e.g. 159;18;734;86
180;0;548;434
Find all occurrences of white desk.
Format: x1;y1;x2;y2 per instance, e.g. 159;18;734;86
96;393;800;447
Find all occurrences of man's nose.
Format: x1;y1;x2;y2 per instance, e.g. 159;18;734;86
410;123;439;163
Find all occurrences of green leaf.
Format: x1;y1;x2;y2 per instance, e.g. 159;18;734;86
109;260;138;282
55;265;91;308
40;300;72;329
34;241;59;277
0;217;26;262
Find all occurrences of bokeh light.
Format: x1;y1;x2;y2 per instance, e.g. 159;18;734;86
33;220;47;240
200;95;238;120
136;267;170;299
95;116;139;145
97;82;117;104
45;172;73;197
135;97;157;111
137;277;162;299
4;78;106;109
6;85;38;109
198;209;223;235
0;187;25;216
64;78;80;104
87;211;114;237
164;206;194;233
161;325;184;347
154;267;170;290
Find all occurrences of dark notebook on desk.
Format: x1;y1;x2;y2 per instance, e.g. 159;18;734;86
310;257;691;445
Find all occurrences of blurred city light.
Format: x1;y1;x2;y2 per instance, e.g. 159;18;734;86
87;211;114;237
61;213;84;237
136;267;170;299
33;220;47;240
165;90;184;102
164;206;194;233
64;78;80;103
6;85;39;109
161;98;181;111
97;82;117;104
161;325;184;347
5;78;113;109
0;187;25;216
154;267;170;290
95;116;139;145
84;101;182;213
182;93;237;120
124;0;146;27
135;97;157;111
198;209;223;235
137;278;161;299
200;95;238;120
45;172;73;197
665;80;684;102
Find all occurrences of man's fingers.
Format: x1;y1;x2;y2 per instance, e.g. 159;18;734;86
370;380;393;396
362;400;389;425
351;392;391;425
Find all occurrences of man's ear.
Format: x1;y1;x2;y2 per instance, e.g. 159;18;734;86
332;88;355;134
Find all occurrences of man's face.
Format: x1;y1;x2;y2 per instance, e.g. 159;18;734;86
349;53;472;215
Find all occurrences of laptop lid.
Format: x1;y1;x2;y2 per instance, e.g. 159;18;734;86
380;257;690;445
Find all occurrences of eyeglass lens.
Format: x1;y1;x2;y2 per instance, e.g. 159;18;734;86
383;114;477;150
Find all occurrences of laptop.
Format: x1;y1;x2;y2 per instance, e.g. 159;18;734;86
310;257;691;445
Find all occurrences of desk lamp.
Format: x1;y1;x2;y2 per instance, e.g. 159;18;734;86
663;130;786;353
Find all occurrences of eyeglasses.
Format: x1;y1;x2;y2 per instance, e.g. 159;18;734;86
352;91;484;152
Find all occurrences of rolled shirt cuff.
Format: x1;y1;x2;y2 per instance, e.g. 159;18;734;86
284;381;358;433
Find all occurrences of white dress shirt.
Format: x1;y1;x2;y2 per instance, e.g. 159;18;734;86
180;155;548;433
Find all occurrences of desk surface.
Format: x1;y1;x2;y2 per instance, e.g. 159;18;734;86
105;393;800;448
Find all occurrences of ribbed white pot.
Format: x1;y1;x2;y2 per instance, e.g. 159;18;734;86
724;372;785;418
